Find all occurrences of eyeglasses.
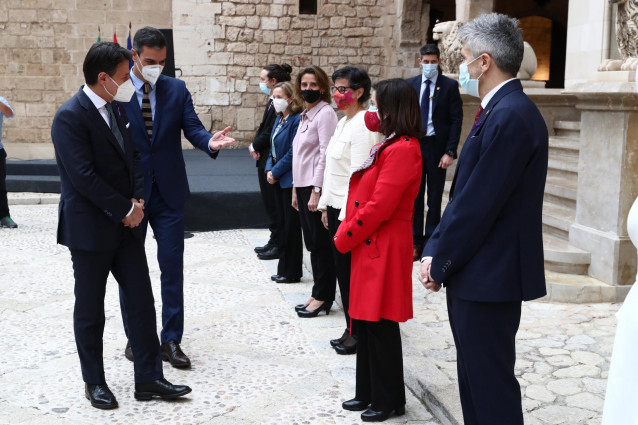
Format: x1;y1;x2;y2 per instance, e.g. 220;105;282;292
331;86;351;94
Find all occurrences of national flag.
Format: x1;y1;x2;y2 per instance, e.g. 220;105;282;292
97;25;101;42
127;22;134;69
114;31;118;45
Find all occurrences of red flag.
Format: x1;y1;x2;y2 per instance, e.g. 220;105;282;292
114;32;118;44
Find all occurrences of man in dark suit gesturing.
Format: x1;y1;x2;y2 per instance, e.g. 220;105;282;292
51;42;191;409
121;27;234;368
407;44;463;260
420;14;548;425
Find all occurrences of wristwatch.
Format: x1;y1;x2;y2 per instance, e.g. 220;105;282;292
314;186;322;193
445;150;455;158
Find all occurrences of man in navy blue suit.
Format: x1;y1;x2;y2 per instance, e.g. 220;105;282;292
120;27;234;368
420;14;548;425
51;42;191;409
406;44;463;261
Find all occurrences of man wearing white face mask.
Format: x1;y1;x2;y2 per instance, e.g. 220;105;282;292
406;44;463;262
52;41;192;409
419;14;548;425
120;27;235;369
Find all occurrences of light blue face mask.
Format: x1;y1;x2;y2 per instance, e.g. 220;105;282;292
458;55;483;98
259;82;270;96
421;63;438;80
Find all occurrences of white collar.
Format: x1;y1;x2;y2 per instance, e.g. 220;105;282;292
481;78;517;109
422;72;439;86
82;85;108;110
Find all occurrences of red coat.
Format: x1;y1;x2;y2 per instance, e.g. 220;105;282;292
334;135;422;322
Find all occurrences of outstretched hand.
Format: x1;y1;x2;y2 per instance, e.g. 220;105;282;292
209;126;235;150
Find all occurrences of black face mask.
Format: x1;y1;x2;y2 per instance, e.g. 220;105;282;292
300;89;322;104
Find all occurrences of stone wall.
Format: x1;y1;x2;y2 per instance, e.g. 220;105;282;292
0;0;172;158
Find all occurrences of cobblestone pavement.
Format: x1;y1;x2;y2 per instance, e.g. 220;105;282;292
0;203;440;425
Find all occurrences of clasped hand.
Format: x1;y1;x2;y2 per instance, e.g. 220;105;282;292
419;257;442;292
121;199;144;228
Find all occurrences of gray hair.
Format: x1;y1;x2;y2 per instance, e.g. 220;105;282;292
457;13;524;77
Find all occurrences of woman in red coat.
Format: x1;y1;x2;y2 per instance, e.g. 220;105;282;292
334;78;423;422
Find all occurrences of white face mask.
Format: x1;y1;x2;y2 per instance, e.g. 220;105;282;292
272;97;289;114
421;63;438;80
136;56;164;85
105;76;136;102
459;56;483;98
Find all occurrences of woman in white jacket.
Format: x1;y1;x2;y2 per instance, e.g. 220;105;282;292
316;66;380;354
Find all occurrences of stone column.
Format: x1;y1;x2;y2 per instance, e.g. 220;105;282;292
455;0;494;22
567;78;638;286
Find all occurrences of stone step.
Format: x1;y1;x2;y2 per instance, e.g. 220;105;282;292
553;120;581;137
543;270;631;303
544;175;577;209
548;136;580;153
548;155;578;174
542;201;575;239
543;233;590;275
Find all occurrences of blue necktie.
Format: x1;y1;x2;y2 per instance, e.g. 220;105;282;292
421;79;431;132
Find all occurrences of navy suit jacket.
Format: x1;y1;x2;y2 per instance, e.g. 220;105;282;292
265;113;301;189
122;74;216;210
252;101;278;169
423;79;548;302
51;87;144;251
406;73;463;157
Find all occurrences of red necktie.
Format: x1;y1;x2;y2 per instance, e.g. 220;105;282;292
474;106;484;124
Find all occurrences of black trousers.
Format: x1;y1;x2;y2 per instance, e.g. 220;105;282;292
0;148;9;218
296;186;336;301
413;138;447;248
70;231;163;384
273;183;303;279
326;206;353;331
355;319;406;411
446;294;523;425
258;164;283;248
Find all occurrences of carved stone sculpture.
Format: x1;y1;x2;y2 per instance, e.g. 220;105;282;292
599;0;638;71
432;21;464;74
518;42;538;80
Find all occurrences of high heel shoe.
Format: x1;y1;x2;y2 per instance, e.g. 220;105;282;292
294;303;309;312
330;329;349;347
297;301;332;318
361;406;405;422
334;333;357;355
342;398;370;411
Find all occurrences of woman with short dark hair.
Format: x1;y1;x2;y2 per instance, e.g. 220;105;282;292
334;78;423;422
318;66;380;355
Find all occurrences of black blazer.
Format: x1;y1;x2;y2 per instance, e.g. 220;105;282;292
406;73;463;157
252;101;277;169
51;87;145;251
423;79;549;302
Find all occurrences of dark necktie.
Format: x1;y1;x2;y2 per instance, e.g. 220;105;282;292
142;83;153;141
474;106;484;124
421;79;431;131
105;103;125;152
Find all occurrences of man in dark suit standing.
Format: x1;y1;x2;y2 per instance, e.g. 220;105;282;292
407;44;463;261
120;27;234;368
51;42;191;409
420;14;548;425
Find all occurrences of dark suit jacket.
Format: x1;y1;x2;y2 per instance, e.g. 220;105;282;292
423;79;548;302
252;101;277;169
407;73;463;157
122;74;216;210
51;87;144;251
265;113;300;189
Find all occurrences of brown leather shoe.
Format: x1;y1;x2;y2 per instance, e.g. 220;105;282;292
161;341;191;368
124;340;134;362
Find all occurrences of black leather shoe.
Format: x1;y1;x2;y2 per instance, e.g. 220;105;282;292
361;406;405;422
295;303;309;312
330;329;349;347
257;247;281;260
134;378;192;401
342;398;370;411
124;340;134;362
0;216;17;228
274;275;301;283
161;341;191;368
271;274;282;281
334;334;357;355
297;301;332;318
254;243;272;254
85;383;118;409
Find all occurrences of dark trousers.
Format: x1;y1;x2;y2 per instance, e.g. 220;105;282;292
446;294;523;425
258;164;283;248
355;319;406;411
0;148;9;217
326;206;353;331
296;186;336;301
120;183;185;344
273;183;303;279
413;138;447;248
70;231;163;384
